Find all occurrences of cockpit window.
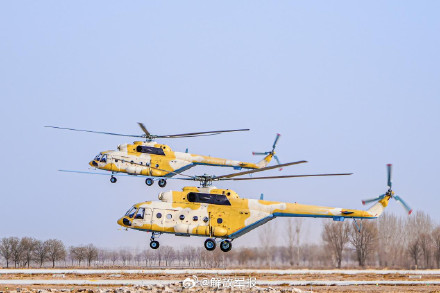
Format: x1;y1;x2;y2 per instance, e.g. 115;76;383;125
100;154;107;163
135;208;145;219
94;154;102;161
125;206;137;218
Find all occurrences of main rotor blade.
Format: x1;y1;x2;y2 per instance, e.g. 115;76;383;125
216;160;308;179
221;173;353;181
45;126;143;138
137;122;151;137
394;195;413;215
387;164;392;188
156;128;250;138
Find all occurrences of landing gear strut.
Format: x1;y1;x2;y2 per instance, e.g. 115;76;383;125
204;238;216;251
110;176;117;183
158;179;167;188
145;178;154;186
149;232;161;249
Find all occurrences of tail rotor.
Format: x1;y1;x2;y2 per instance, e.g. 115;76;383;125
361;164;412;215
252;134;283;170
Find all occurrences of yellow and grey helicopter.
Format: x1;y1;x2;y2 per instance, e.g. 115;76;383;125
117;163;412;252
46;123;283;188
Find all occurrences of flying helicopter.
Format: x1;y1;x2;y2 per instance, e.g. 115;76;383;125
46;123;284;188
117;163;411;252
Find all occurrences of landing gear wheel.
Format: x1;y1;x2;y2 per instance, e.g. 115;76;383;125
110;176;117;183
145;178;154;186
158;179;167;188
220;240;232;252
150;240;159;249
204;238;216;251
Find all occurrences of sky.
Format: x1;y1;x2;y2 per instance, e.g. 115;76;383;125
0;1;439;250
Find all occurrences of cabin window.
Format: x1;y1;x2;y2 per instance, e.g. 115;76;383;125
136;146;165;156
193;216;198;221
166;214;172;219
179;215;185;220
95;154;102;161
135;208;145;219
187;192;231;206
100;154;107;163
203;217;209;223
156;213;162;219
217;218;223;224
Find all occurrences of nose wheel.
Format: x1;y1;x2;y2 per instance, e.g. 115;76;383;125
149;232;161;249
150;240;159;249
110;176;117;183
158;179;167;188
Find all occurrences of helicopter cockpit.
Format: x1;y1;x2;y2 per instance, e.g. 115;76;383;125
124;206;145;219
91;153;107;166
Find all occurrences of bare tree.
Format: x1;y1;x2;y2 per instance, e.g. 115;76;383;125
20;237;38;268
0;237;14;268
33;240;49;268
119;249;132;266
419;233;432;268
109;250;119;266
433;226;440;269
285;219;296;266
10;237;22;268
408;238;421;268
294;218;304;266
259;220;277;266
322;220;350;268
349;221;378;267
161;246;175;266
69;246;86;266
85;244;98;267
45;239;66;268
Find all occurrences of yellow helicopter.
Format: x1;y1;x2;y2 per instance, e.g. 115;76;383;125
117;163;411;252
46;123;283;188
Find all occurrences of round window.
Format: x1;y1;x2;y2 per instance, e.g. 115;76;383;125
217;218;223;224
179;215;185;220
193;216;198;221
166;214;172;219
203;217;209;223
156;213;162;219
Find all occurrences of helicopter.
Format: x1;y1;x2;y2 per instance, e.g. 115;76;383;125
117;163;411;252
46;123;284;188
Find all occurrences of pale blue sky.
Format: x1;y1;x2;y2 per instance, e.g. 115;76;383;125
0;1;439;248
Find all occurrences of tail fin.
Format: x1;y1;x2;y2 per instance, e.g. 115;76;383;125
367;195;391;217
256;153;274;168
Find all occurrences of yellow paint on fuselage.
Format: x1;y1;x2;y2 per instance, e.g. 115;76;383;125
117;187;387;240
89;141;272;178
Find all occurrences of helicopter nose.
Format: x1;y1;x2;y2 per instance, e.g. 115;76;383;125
117;217;131;227
89;161;98;167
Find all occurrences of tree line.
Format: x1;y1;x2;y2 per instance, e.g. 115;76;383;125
1;211;439;269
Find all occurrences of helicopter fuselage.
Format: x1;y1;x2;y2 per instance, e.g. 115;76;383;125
117;186;385;241
90;141;271;178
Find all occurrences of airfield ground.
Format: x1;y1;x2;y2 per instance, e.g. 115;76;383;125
1;269;440;292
